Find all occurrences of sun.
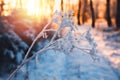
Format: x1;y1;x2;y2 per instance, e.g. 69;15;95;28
3;0;53;17
24;0;41;16
24;0;53;17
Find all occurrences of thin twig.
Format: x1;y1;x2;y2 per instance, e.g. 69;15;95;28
44;29;57;32
74;45;91;51
7;20;53;80
7;21;61;80
23;20;52;62
7;47;51;80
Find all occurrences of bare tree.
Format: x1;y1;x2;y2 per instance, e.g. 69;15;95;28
116;0;120;29
19;0;23;9
61;0;63;11
77;0;81;25
90;0;95;28
106;0;112;27
82;0;87;24
0;0;4;16
49;0;54;15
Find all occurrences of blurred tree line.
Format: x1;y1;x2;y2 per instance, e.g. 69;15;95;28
0;0;120;76
0;0;120;29
60;0;120;29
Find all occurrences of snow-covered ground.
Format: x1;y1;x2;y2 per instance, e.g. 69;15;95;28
12;28;120;80
92;29;120;79
1;11;119;80
14;49;119;80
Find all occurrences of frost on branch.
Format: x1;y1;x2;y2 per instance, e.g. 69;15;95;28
8;11;98;80
51;11;97;59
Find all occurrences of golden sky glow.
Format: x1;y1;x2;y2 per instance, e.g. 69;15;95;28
3;0;53;17
2;0;80;16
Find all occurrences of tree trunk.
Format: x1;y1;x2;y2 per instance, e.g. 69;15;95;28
77;0;81;25
0;0;4;16
106;0;112;27
20;0;22;9
116;0;120;29
82;0;87;24
61;0;63;11
90;0;95;28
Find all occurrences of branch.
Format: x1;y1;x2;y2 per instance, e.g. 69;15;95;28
7;36;62;80
44;29;56;32
7;19;53;80
7;47;51;80
7;18;61;80
74;45;91;51
23;20;52;62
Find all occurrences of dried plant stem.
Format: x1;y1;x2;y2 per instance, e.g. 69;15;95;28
7;47;51;80
7;34;61;80
7;11;97;80
7;19;53;80
23;20;52;62
7;19;61;80
44;29;56;32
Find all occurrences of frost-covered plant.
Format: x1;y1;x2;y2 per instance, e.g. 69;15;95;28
7;11;97;80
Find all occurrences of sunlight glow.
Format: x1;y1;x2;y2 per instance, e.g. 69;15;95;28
25;0;40;16
23;0;52;17
3;0;53;17
2;0;79;17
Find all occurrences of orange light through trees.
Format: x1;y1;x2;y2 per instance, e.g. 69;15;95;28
3;0;54;18
2;0;79;18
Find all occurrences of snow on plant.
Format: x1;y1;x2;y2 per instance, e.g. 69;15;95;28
7;11;98;80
